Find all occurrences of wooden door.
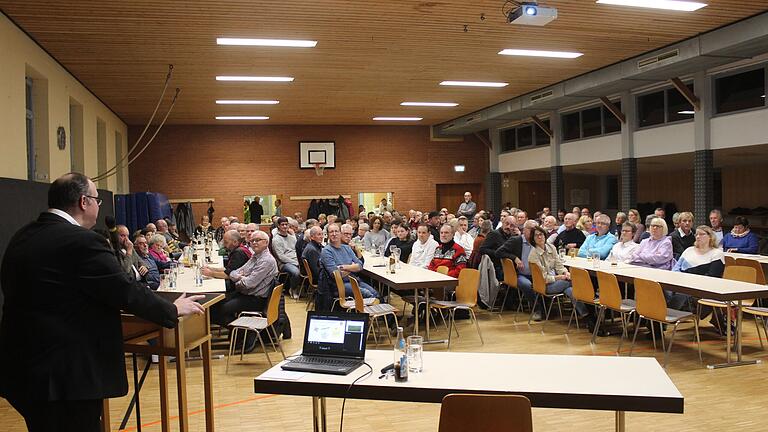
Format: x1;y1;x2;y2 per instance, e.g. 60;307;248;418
518;181;550;214
436;183;483;214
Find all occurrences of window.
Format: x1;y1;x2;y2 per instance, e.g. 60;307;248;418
563;112;580;141
581;107;602;138
501;128;516;152
26;77;35;181
535;120;550;146
715;67;766;114
517;124;533;148
638;90;665;127
501;120;551;152
603;101;621;134
667;83;694;122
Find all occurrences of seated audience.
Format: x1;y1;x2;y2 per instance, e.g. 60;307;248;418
468;212;485;238
479;215;519;280
630;217;675;270
709;209;724;247
608;222;640;263
410;224;439;268
611;212;628;237
195;215;214;237
210;231;278;326
468;220;493;268
553;213;586;253
215;216;230;243
202;230;250;295
363;215;390;251
428;224;467;278
341;223;364;258
542;215;558;238
384;224;414;262
577;215;594;237
722;216;759;254
321;223;378;298
670;211;695;259
133;234;160;290
301;226;324;284
453;216;473;259
578;214;617;259
627;209;645;243
498;220;538;316
427;211;442;241
272;217;302;299
670;226;725;312
355;223;369;242
147;234;171;271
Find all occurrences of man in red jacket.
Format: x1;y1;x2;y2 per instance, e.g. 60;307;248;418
428;224;467;278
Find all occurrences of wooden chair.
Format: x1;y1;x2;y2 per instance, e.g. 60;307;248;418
566;267;600;333
735;258;767;307
499;258;526;314
332;270;378;311
429;268;483;349
401;265;449;322
629;278;702;368
300;258;318;310
527;262;566;325
696;265;757;350
226;283;286;372
350;277;399;345
438;393;533;432
594;271;637;351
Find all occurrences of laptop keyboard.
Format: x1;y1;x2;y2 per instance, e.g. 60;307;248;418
291;356;360;367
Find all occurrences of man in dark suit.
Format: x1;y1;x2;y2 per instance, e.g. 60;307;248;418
249;196;264;225
0;173;205;432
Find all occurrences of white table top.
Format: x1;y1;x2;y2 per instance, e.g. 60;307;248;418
254;350;683;414
564;256;768;301
158;250;226;294
361;252;457;289
723;252;768;265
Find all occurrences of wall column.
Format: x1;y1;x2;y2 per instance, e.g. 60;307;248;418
693;71;713;226
548;111;564;211
620;91;637;210
486;128;502;216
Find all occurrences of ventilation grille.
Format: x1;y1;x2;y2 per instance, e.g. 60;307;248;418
530;90;554;103
637;49;680;69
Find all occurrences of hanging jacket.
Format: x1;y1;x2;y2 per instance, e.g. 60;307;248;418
337;195;349;220
477;254;500;309
307;199;321;220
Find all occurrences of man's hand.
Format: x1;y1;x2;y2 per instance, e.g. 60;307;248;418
174;293;205;316
515;258;524;271
138;266;149;276
121;237;134;254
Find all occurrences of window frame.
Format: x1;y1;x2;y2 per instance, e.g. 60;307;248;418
711;64;767;118
635;81;696;130
560;101;623;143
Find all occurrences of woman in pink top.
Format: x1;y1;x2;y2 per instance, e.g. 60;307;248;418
629;217;674;270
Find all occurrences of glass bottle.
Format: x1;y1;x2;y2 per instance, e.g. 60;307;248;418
394;327;408;382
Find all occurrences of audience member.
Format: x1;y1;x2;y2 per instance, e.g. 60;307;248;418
630;217;675;270
202;230;250;295
271;217;302;299
195;215;214;237
133;234;160;290
384;224;414;262
722;216;759;254
147;234;171;271
363;215;391;250
608;222;639;263
411;224;439;268
301;226;324;285
709;209;724;247
341;223;364;258
468;220;493;268
321;224;378;298
479;215;519;280
428;224;467;278
670;226;725;311
553;213;586;252
578;214;617;259
611;212;628;237
457;191;477;218
627;209;645;243
453;216;473;258
670;211;695;259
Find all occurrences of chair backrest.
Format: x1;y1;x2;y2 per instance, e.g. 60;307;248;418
723;265;757;284
436;265;449;275
333;270;346;300
724;255;737;267
733;259;765;285
266;283;284;325
302;258;315;286
438;393;533;432
570;267;595;303
633;278;668;321
528;262;547;295
349;277;366;313
501;258;518;288
596;271;622;310
455;268;481;306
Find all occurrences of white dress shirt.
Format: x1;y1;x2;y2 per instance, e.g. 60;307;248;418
410;237;439;268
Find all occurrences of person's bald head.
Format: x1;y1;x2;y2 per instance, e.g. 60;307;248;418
155;219;168;232
501;215;517;235
223;230;241;250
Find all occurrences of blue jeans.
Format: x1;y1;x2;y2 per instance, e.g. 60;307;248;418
345;277;378;299
281;263;301;291
517;274;535;304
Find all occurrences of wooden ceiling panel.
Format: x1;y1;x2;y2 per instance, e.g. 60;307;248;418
2;0;767;125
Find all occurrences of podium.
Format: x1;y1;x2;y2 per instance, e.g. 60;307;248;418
103;292;224;432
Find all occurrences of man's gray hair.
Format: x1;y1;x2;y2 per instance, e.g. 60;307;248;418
224;230;241;243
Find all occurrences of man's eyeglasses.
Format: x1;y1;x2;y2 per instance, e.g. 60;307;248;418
650;224;664;228
83;195;103;206
251;238;267;244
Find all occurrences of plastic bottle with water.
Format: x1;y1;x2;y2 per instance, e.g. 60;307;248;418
393;327;408;382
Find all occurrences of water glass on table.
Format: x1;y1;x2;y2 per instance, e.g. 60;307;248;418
591;252;601;269
407;335;423;373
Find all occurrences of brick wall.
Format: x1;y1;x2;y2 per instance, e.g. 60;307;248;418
129;125;488;224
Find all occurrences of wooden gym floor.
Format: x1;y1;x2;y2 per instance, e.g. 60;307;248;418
2;293;768;431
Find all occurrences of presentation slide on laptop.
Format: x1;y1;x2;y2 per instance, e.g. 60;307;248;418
307;319;346;344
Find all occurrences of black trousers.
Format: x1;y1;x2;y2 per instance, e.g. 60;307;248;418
8;398;103;432
211;292;269;326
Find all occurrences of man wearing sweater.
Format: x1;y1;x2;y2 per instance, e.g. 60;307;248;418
577;214;617;259
410;224;439;268
428;224;468;278
479;215;519;280
553;213;586;252
321;224;378;298
272;217;301;299
669;211;695;259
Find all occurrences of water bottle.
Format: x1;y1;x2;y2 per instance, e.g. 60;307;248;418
393;327;408;382
194;263;203;287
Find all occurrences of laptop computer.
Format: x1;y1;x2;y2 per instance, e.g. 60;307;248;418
281;311;370;375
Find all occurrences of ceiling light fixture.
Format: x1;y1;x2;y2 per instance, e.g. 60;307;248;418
216;76;294;82
215;116;270;120
439;81;508;87
217;38;317;47
595;0;707;12
216;100;280;105
498;49;583;58
372;117;423;121
400;102;458;107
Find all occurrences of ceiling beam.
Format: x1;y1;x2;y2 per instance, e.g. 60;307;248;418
669;77;701;111
600;97;626;124
472;131;492;150
530;115;553;138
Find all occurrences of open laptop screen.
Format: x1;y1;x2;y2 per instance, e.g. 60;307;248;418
302;311;369;359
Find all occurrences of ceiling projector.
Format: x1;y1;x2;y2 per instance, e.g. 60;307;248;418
507;2;558;26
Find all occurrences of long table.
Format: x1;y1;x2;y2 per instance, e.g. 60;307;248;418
158;246;226;294
564;256;768;368
254;350;683;432
360;253;458;343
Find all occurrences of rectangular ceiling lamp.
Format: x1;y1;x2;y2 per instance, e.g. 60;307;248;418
440;81;508;87
216;76;294;82
498;49;583;58
216;116;270;120
216;100;279;104
595;0;707;11
400;102;458;107
372;117;423;121
217;38;317;47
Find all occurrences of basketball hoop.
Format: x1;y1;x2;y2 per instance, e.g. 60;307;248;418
313;163;326;176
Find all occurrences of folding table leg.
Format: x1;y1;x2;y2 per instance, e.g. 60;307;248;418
615;411;625;432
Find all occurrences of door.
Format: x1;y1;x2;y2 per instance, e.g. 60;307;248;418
436;183;483;214
518;181;550;214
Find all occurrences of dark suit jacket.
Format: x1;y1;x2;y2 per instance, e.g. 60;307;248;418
496;235;524;263
478;228;512;271
0;212;178;402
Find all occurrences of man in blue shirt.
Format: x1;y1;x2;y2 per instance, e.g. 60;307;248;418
578;214;617;259
321;223;378;298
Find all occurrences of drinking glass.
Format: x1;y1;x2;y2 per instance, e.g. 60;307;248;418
163;269;173;290
591;252;600;269
558;248;566;261
407;335;423;373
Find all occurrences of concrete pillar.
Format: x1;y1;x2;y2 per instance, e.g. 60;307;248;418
693;71;713;226
620;91;637;210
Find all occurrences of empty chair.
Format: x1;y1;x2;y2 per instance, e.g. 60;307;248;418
438;393;533;432
350;277;399;344
429;268;483;349
226;283;287;372
594;271;636;351
527;262;566;325
566;267;600;333
630;278;701;368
